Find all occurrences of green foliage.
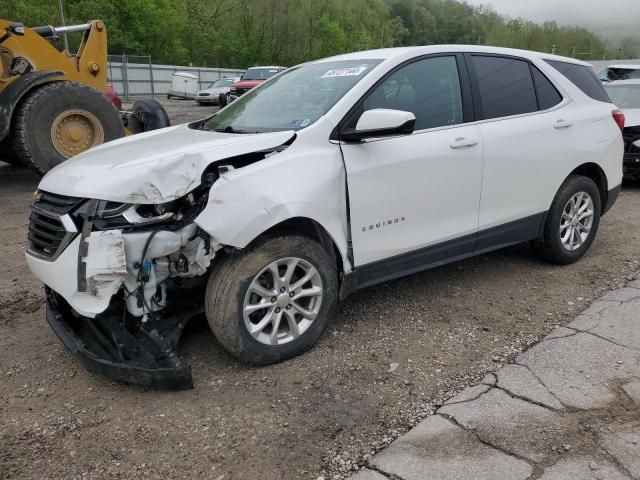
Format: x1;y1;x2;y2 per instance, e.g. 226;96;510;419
1;0;638;67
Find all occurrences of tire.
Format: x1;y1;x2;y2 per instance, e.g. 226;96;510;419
533;175;601;265
127;99;171;133
205;235;338;364
218;93;227;107
10;81;124;174
0;138;23;167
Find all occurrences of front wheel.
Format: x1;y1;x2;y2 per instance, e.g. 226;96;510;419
533;175;601;264
205;235;337;364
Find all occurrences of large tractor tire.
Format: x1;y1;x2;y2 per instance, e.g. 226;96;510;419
126;99;171;134
10;81;124;174
0;138;23;167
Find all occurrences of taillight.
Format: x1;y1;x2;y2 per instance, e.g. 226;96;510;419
612;109;625;132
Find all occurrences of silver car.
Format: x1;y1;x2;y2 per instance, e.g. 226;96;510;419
195;77;240;105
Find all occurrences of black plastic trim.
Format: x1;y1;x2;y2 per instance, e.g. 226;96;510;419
350;212;546;290
602;184;621;216
45;288;194;390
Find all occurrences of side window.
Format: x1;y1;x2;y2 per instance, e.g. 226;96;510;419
471;55;538;119
363;56;463;131
545;60;611;103
531;66;563;110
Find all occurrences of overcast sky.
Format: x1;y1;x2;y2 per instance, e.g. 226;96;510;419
464;0;638;39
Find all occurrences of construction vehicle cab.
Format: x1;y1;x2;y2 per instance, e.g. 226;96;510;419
0;18;169;173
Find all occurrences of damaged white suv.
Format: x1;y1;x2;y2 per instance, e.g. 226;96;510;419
27;46;623;389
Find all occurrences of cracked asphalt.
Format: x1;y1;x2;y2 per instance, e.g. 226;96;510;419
354;278;640;480
2;99;640;479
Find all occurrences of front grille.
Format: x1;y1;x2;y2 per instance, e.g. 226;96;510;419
198;92;210;97
35;191;83;215
28;191;81;260
28;210;69;258
232;87;251;96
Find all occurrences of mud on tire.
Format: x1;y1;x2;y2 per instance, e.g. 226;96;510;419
9;81;124;174
205;235;338;364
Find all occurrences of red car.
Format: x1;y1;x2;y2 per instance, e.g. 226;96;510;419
220;66;286;106
103;84;122;110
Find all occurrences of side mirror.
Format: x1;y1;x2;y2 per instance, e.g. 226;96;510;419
341;109;416;142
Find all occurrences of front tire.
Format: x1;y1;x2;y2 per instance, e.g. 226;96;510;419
205;235;337;364
533;175;601;264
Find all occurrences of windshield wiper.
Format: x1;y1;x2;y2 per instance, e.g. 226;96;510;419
212;125;254;134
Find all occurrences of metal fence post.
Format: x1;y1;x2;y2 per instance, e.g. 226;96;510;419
148;56;155;97
121;54;129;101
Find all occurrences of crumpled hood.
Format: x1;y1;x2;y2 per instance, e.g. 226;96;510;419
38;124;295;203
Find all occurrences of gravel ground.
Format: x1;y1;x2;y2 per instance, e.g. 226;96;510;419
2;99;640;479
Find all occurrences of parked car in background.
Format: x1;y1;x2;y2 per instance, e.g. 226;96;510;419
27;46;623;388
103;84;122;110
195;77;240;105
598;64;640;83
219;66;286;106
606;79;640;181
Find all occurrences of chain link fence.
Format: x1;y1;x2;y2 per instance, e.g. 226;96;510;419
107;55;245;100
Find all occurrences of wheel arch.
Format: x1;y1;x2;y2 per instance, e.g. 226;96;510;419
247;216;346;277
568;162;608;214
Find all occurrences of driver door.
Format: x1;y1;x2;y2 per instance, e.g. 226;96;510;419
340;54;484;279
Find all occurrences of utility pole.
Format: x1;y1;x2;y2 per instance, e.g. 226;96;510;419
57;0;69;52
551;44;557;55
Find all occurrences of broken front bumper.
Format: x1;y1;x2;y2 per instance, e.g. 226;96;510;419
45;288;195;390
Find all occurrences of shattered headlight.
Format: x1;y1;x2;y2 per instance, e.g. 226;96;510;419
93;189;208;231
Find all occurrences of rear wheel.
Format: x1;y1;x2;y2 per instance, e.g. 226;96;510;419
10;81;124;174
533;175;601;264
205;235;337;364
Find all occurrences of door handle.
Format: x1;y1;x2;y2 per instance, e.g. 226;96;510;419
450;137;479;149
554;119;573;129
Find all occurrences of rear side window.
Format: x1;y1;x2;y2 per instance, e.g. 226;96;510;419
546;60;610;103
531;66;563;110
471;55;538;119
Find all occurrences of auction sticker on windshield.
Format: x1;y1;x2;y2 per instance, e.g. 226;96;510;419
322;65;370;78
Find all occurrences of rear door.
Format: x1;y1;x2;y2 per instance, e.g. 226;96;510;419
466;54;581;244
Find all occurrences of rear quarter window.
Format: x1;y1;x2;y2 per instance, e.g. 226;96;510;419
546;60;611;103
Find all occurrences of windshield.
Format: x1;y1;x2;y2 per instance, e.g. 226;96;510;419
598;67;640;82
207;78;235;89
205;59;382;133
242;68;283;81
605;84;640;108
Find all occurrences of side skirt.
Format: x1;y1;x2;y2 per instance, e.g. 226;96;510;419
340;212;545;297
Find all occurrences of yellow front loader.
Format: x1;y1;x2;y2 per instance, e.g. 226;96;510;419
0;19;169;173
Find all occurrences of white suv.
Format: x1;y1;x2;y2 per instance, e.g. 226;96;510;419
26;46;623;388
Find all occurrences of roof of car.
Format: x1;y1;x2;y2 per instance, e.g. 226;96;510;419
247;66;285;69
313;45;592;66
605;64;640;69
606;79;640;86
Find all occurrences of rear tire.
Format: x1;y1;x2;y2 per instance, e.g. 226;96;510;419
205;235;337;364
10;81;124;174
533;175;601;264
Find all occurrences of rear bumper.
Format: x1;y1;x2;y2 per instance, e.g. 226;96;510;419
45;288;195;390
